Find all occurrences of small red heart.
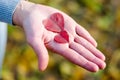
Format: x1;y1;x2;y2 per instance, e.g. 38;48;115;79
54;30;69;43
43;19;61;33
54;34;68;43
60;30;69;42
50;13;64;30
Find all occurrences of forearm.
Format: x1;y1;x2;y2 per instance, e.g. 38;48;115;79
0;0;21;24
13;0;35;27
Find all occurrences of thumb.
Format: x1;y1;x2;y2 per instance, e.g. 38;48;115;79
30;39;49;71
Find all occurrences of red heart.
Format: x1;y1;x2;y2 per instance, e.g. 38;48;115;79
50;13;64;30
54;35;68;43
54;31;69;43
43;19;61;33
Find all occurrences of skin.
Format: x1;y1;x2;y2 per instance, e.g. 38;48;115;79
13;1;106;72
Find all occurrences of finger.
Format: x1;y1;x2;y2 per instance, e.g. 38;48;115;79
76;25;97;47
69;42;106;70
75;36;105;61
29;39;49;71
58;47;99;72
47;40;99;72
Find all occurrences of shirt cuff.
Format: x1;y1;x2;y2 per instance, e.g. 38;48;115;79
0;0;21;24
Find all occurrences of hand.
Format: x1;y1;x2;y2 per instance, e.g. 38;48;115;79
13;1;106;72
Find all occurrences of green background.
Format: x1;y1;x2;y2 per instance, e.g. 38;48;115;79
1;0;120;80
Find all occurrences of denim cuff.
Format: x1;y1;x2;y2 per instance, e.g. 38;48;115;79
0;0;21;24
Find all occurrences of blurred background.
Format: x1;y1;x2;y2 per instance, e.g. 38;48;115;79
1;0;120;80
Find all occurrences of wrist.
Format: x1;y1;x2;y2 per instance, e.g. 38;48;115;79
13;0;35;27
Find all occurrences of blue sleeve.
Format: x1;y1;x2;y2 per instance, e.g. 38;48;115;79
0;0;21;24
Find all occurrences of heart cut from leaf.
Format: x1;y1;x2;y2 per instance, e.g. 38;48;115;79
60;30;69;42
50;13;64;30
54;30;69;43
43;19;61;33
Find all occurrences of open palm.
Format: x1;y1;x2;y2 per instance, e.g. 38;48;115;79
18;3;106;72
